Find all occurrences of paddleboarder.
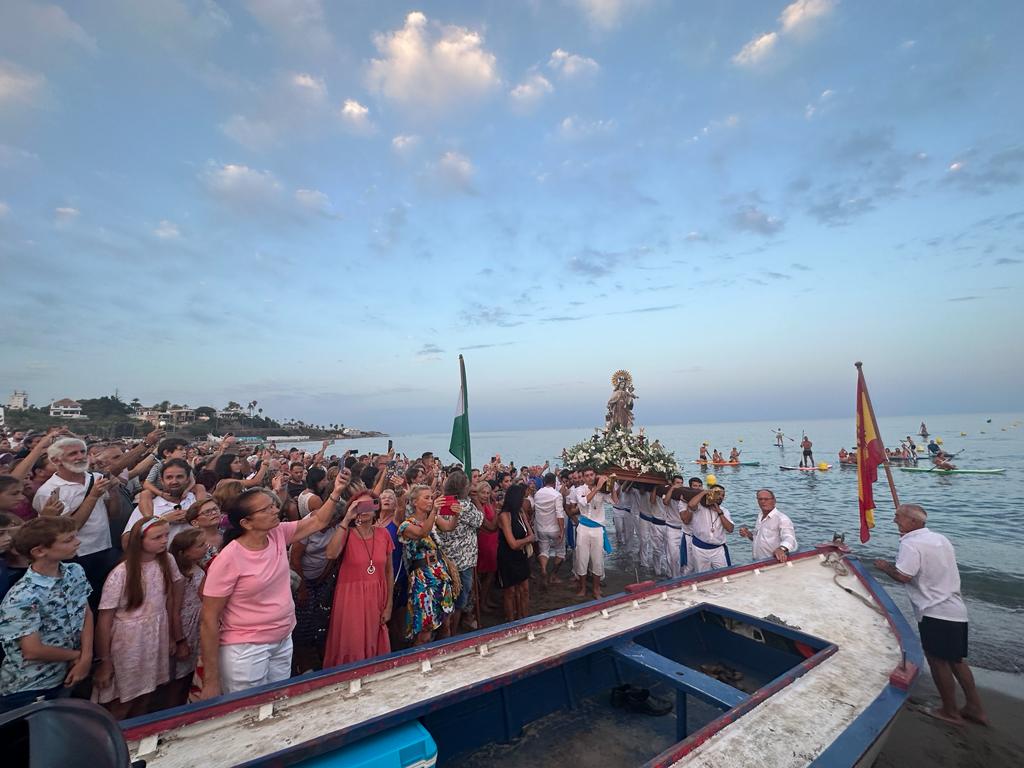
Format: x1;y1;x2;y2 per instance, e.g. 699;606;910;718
699;444;709;462
873;504;987;727
729;447;741;462
774;429;785;447
799;435;814;468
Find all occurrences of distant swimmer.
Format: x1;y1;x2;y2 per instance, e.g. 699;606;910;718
729;447;741;462
799;435;814;468
774;429;785;447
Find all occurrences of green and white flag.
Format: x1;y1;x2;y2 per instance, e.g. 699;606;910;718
449;355;472;470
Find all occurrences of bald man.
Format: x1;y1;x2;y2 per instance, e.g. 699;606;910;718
874;504;987;727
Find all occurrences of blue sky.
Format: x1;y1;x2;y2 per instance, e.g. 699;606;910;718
1;0;1022;433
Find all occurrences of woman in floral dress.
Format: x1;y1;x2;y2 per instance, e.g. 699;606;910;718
398;485;454;645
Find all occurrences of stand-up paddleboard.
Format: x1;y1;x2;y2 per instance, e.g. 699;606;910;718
898;467;1006;475
780;464;831;471
692;460;761;466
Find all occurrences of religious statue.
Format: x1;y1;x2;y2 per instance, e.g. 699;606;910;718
606;369;637;431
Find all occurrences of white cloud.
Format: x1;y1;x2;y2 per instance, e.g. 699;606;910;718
436;151;475;192
202;162;282;202
295;188;336;216
733;0;835;66
558;115;616;140
732;32;778;66
154;219;180;239
804;88;834;119
367;12;499;113
290;73;327;102
54;206;79;223
509;73;553;111
339;98;374;134
0;61;46;106
779;0;835;34
219;114;278;151
25;4;98;53
548;49;599;79
243;0;331;53
569;0;647;30
948;161;964;173
392;134;420;153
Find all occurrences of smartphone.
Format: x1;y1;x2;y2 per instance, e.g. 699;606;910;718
387;439;393;452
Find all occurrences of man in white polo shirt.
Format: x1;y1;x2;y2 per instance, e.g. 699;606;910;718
33;437;118;606
121;458;196;548
874;503;987;727
738;488;797;563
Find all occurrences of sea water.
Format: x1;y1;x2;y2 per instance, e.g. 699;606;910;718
286;412;1024;674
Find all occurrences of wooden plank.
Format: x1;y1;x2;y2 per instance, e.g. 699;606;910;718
609;641;748;709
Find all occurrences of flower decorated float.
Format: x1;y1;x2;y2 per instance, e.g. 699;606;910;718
561;370;679;484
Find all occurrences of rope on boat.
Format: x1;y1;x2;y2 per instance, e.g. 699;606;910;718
821;552;885;616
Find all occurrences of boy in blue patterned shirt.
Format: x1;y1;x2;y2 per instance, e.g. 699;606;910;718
0;516;93;712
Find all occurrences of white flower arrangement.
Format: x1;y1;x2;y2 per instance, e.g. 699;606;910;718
562;425;678;477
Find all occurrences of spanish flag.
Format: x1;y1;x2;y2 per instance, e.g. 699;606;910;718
855;365;887;542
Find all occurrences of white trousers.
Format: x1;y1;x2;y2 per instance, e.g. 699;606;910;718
611;507;629;548
638;516;653;568
650;522;668;577
664;526;683;579
690;543;729;574
220;636;293;695
681;533;695;576
573;525;605;578
537;528;565;559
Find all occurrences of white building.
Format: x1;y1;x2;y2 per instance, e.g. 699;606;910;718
49;398;87;419
7;391;28;411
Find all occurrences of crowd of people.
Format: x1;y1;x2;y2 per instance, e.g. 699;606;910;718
7;424;985;730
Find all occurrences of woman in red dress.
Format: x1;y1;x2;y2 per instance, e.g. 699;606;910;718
471;481;500;612
323;491;394;667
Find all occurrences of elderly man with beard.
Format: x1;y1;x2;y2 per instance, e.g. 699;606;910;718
32;437;118;606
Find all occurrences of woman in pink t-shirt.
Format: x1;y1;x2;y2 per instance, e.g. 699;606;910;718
198;472;350;700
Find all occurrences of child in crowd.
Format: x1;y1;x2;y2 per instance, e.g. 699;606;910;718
93;517;184;718
166;528;207;707
0;512;29;602
186;497;223;566
0;516;93;713
137;438;196;518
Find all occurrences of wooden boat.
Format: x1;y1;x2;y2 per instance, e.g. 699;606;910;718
55;545;919;768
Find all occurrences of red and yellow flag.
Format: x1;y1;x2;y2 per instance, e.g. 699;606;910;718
855;366;887;542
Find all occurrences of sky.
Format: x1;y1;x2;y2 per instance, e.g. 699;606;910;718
1;0;1022;433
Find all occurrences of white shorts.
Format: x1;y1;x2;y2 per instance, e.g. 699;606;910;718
573;525;605;578
537;528;565;559
219;635;293;695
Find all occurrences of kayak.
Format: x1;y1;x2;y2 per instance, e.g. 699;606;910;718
780;465;832;471
898;467;1006;475
692;460;761;466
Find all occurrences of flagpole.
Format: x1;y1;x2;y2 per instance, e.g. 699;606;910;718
855;361;900;510
459;354;471;471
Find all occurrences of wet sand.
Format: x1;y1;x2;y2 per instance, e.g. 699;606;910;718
471;561;1024;766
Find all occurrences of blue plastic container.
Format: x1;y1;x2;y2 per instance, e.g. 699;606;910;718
293;721;437;768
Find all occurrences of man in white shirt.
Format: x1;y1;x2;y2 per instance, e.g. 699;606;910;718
683;484;734;573
738;489;797;563
533;473;566;585
33;437;118;606
573;469;610;599
874;504;987;727
121;458;197;548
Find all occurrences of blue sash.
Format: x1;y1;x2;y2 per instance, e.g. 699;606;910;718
639;512;657;524
578;515;612;553
691;535;731;567
680;532;689;567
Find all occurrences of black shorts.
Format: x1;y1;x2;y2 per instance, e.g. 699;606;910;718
919;616;968;662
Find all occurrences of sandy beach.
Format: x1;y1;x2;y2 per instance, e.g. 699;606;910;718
474;562;1024;767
